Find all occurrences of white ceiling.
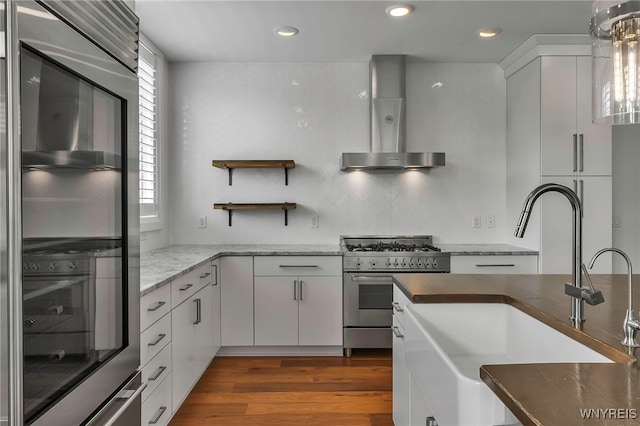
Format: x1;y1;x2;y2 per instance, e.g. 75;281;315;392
135;0;595;63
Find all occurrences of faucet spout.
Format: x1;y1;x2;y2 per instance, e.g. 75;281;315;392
589;248;640;347
515;183;584;323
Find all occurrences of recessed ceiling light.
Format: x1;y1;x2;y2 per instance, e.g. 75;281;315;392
274;26;299;37
385;4;414;18
478;27;502;38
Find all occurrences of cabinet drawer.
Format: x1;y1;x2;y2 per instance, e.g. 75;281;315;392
393;284;412;330
142;374;172;426
254;256;341;276
450;255;538;274
171;263;211;308
141;313;171;366
142;343;172;402
140;284;171;332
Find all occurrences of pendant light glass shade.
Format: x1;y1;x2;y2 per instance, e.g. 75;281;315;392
591;1;640;124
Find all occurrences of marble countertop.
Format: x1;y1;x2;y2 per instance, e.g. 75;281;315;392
438;244;538;255
140;244;342;294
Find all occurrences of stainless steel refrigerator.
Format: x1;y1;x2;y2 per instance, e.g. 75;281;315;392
1;1;141;424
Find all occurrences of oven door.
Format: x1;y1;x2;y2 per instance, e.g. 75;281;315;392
343;272;395;327
13;2;140;425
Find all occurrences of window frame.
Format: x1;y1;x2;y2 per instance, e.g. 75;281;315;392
138;35;164;232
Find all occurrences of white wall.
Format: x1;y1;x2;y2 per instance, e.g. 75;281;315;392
167;61;506;245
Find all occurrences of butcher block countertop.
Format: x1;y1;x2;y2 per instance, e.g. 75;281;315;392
393;273;640;426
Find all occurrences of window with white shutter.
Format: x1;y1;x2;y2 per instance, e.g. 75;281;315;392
138;41;159;222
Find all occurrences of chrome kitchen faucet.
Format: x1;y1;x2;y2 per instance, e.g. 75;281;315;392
515;183;604;325
589;248;640;347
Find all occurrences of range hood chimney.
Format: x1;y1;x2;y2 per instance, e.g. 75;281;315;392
341;55;445;171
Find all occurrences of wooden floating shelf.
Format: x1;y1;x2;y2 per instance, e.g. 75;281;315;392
212;160;295;185
214;203;297;226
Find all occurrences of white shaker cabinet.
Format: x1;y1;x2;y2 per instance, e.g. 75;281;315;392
253;256;342;347
171;264;214;411
211;259;222;355
505;42;612;274
540;56;611;176
392;285;411;426
220;256;254;346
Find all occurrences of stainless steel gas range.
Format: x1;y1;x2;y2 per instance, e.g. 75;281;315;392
341;235;450;356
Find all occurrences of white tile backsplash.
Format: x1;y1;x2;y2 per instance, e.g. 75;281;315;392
167;61;507;244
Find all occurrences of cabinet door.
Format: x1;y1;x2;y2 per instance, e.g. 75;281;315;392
194;285;214;374
392;317;410;426
541;56;578;176
211;260;221;355
220;256;254;346
298;276;342;346
171;293;198;409
254;276;299;346
576;56;612;176
540;176;612;273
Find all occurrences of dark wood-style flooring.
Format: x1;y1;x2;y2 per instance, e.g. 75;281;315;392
169;349;393;426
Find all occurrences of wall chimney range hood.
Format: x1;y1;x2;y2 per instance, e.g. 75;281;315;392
341;55;445;171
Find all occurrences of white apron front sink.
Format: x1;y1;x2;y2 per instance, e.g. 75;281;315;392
404;303;613;426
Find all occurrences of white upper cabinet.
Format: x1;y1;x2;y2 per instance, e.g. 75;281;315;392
540;56;612;176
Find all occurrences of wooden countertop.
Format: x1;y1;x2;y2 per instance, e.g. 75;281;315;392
393;273;640;425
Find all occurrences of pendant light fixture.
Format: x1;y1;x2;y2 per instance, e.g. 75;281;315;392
591;1;640;124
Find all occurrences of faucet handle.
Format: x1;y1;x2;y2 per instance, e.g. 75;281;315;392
564;283;605;306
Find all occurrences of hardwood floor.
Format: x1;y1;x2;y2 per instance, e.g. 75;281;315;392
169;349;393;426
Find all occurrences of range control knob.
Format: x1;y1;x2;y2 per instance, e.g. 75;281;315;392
370;260;377;268
68;261;78;271
409;258;416;267
49;263;57;271
432;258;438;268
394;258;399;267
386;258;392;267
425;258;433;268
401;259;407;267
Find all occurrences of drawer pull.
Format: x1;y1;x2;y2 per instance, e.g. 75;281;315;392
475;264;516;267
392;326;404;338
194;299;202;324
392;302;404;312
148;406;167;425
147;301;166;312
148;333;166;347
200;272;211;279
148;365;167;381
179;283;194;291
278;265;319;268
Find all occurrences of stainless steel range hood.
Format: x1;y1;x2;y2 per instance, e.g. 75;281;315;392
341;55;445;171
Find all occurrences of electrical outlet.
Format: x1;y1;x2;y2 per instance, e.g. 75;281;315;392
613;215;622;228
198;216;207;228
472;216;481;228
487;215;495;228
310;215;319;228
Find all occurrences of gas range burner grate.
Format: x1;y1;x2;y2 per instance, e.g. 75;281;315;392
346;242;441;253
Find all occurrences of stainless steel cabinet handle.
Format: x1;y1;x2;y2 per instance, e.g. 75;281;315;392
475;264;516;267
572;133;578;172
579;179;584;211
179;283;193;291
392;326;404;338
148;365;167;381
279;265;319;268
148;333;166;346
392;302;404;312
299;280;304;301
211;264;218;285
147;301;166;312
148;406;167;425
579;134;584;172
573;179;578;194
102;382;148;426
199;272;211;279
193;298;202;324
293;280;298;300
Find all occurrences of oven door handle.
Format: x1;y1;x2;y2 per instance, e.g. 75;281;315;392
101;382;147;426
351;275;394;283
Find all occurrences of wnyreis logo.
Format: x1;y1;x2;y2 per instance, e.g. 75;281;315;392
580;408;638;420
